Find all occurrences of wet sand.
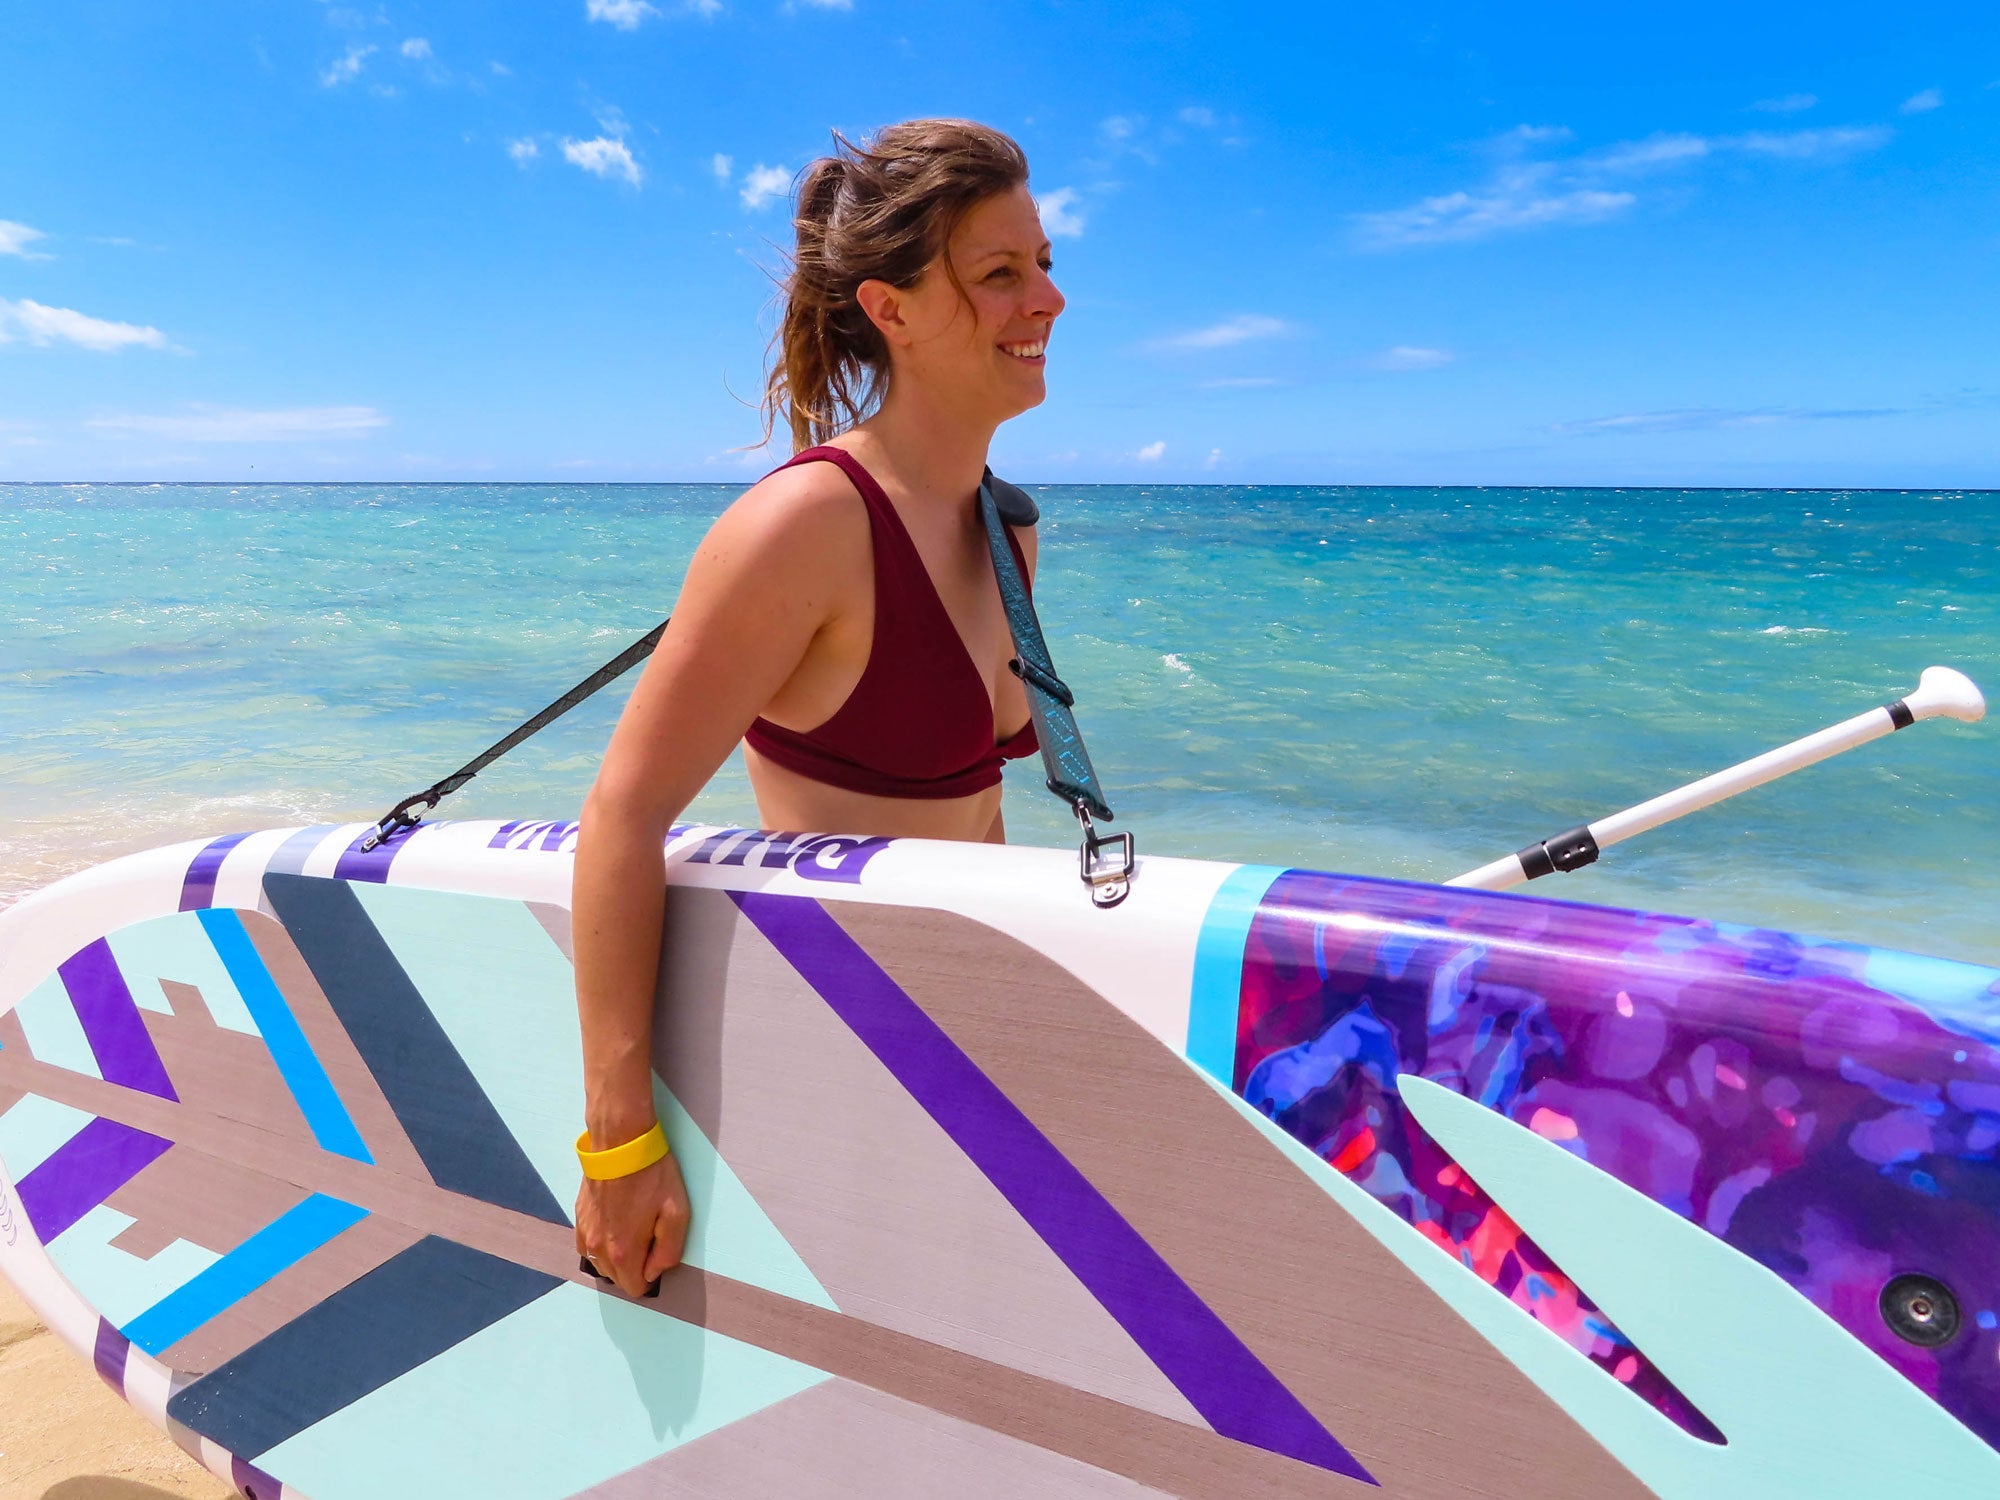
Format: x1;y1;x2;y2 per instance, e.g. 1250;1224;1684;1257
0;1280;229;1500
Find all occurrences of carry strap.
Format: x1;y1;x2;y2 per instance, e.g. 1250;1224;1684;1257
361;621;667;849
980;470;1136;907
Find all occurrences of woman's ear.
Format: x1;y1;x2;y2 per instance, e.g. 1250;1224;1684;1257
855;277;912;347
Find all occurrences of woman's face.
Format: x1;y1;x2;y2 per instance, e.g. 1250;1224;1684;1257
880;183;1065;423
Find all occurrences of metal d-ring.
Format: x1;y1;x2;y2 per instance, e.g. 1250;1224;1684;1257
1074;805;1135;908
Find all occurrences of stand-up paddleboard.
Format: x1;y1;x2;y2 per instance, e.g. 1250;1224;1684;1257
1;819;1996;1499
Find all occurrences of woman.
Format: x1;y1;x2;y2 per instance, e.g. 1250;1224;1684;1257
571;119;1063;1298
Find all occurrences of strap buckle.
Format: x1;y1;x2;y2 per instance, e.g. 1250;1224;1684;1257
1074;804;1135;909
360;791;436;852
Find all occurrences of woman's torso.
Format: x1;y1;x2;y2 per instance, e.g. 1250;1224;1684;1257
742;439;1036;840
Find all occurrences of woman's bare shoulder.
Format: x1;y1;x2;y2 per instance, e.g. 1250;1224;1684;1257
696;457;869;576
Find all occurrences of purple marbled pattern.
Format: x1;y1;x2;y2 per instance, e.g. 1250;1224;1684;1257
1235;871;2000;1451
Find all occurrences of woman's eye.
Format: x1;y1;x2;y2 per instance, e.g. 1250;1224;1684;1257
986;267;1015;282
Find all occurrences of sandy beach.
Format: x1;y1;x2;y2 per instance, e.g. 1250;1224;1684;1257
0;1279;228;1500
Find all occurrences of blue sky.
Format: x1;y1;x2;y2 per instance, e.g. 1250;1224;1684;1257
1;2;1995;485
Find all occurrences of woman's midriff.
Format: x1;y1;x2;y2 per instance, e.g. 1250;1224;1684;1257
744;742;1006;842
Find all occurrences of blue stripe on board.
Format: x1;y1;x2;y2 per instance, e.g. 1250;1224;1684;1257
1187;865;1285;1088
197;908;374;1164
121;1194;370;1356
179;832;254;912
166;1235;561;1459
261;874;569;1227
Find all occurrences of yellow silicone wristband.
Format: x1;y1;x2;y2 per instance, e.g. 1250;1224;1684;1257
575;1121;670;1180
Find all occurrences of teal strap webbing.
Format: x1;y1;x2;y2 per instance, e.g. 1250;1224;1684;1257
978;472;1117;823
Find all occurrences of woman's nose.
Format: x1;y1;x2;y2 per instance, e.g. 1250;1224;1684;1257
1028;266;1065;320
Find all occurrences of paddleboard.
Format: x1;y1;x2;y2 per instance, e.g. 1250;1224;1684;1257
1;817;1996;1498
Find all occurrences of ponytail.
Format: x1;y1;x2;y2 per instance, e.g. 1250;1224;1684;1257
762;120;1030;452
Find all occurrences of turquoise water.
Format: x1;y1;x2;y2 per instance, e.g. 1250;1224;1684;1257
3;482;1995;963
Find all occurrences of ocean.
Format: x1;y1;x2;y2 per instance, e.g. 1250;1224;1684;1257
3;482;1995;964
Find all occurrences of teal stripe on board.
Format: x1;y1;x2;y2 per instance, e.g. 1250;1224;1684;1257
0;1093;96;1180
256;1280;830;1499
122;1193;368;1355
12;971;103;1080
1186;864;1284;1086
197;907;373;1163
346;882;836;1311
107;915;261;1033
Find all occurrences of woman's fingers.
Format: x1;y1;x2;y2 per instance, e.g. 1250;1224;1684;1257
642;1153;693;1283
577;1156;684;1300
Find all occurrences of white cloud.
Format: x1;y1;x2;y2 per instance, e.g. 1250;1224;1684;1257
1101;115;1138;144
0;220;49;259
1372;345;1454;371
1900;88;1943;114
1752;93;1817;113
791;0;852;9
563;136;643;186
489;60;512;76
1357;182;1634;248
740;164;791;210
88;405;389;442
1204;447;1222;468
1134;440;1166;462
1551;405;1901;435
1151;314;1296;351
400;37;432;60
1731;126;1891;158
320;43;376;87
0;298;166;351
586;0;660;28
1357;121;1890;248
508;137;540;165
1178;105;1217;128
1037;187;1084;238
711;153;733;183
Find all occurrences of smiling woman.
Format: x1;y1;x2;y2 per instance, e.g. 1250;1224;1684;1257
570;119;1068;1298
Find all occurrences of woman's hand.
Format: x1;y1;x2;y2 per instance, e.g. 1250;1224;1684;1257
575;1150;691;1300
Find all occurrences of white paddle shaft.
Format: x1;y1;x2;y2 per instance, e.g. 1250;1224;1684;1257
1448;666;1985;892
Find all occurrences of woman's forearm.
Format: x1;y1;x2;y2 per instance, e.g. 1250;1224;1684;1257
572;793;673;1145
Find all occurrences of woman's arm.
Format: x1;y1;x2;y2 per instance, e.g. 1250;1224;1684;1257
572;468;857;1297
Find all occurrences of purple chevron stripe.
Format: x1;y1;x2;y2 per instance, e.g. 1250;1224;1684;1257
93;1317;130;1393
58;940;178;1100
732;891;1375;1484
179;831;254;912
16;1118;172;1244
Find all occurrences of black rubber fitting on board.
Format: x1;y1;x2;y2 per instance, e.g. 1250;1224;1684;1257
1516;824;1601;881
1886;698;1915;730
1881;1273;1960;1347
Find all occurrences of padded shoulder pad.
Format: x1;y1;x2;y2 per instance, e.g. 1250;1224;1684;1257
984;471;1040;526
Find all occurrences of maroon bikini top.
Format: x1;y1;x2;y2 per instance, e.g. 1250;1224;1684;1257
743;446;1039;800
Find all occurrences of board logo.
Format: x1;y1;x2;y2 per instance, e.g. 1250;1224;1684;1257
0;1179;17;1248
681;829;893;885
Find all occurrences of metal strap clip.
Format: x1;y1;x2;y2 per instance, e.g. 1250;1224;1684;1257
1074;804;1135;908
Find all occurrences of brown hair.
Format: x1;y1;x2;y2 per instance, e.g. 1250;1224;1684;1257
762;119;1030;452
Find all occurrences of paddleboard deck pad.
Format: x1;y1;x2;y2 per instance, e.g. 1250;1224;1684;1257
1;818;1997;1498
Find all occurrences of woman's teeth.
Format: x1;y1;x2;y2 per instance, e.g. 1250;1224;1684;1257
1000;340;1046;359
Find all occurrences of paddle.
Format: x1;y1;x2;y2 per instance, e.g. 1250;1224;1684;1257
1447;665;1987;892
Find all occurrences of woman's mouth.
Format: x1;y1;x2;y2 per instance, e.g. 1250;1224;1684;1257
999;339;1047;363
